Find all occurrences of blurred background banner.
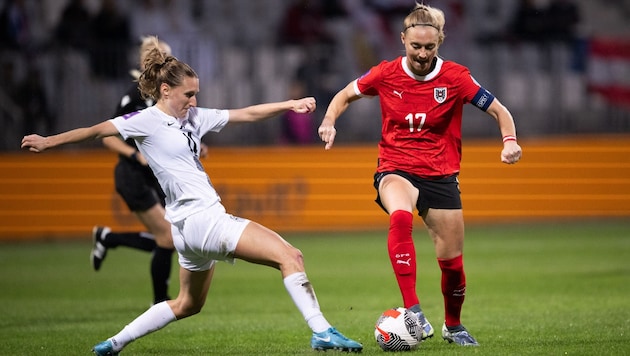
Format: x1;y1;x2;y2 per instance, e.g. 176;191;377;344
587;37;630;108
2;135;629;240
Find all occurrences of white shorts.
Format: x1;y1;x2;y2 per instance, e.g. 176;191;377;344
170;204;250;272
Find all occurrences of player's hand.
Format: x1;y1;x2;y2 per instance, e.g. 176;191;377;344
318;118;336;150
501;141;522;164
292;97;316;114
21;134;48;153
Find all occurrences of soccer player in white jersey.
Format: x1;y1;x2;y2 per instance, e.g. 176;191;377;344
22;36;362;355
318;3;522;347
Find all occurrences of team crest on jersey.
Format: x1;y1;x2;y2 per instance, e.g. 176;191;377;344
434;87;447;103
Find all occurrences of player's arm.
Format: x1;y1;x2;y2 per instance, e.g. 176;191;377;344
318;82;362;150
21;121;119;153
227;97;316;123
485;98;522;164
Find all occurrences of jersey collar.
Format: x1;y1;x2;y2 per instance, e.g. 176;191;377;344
401;56;444;81
152;106;193;127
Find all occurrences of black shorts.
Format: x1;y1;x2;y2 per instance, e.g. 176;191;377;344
114;158;166;212
373;171;462;215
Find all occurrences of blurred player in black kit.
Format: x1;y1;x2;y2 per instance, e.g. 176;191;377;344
91;37;192;304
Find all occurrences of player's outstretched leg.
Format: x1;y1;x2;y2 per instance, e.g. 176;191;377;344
236;221;363;353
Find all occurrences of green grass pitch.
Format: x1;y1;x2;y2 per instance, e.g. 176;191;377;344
0;220;628;355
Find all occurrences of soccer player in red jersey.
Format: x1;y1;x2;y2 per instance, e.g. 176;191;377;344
318;3;522;347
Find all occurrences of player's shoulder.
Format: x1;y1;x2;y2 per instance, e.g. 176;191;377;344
111;109;140;124
360;57;404;81
366;56;401;70
438;59;470;76
188;106;225;118
188;107;229;128
378;57;404;73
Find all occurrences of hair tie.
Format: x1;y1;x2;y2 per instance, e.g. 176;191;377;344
158;56;175;69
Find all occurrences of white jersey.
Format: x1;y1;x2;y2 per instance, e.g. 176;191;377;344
110;106;229;223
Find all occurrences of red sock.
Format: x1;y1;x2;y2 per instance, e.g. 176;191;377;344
387;210;418;308
438;254;466;327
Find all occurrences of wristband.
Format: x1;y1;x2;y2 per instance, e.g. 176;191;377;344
130;151;139;161
502;135;517;143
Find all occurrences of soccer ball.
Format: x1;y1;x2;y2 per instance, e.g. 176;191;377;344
374;307;423;351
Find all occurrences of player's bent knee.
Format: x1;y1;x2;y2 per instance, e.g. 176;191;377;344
295;248;304;264
280;246;305;272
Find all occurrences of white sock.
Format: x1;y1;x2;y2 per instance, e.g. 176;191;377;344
283;272;331;333
109;301;176;351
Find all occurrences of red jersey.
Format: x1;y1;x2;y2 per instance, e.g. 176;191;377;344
355;57;494;178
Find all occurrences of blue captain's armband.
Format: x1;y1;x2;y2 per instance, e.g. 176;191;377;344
472;88;495;111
